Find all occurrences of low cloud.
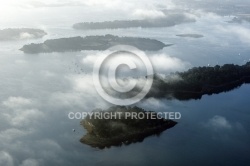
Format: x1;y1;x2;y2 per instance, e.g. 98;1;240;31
82;51;190;75
0;151;14;166
133;9;166;19
14;0;126;9
204;115;245;131
0;128;33;142
10;109;45;128
18;0;84;8
202;115;247;142
216;25;250;45
20;159;39;166
149;54;191;73
205;115;232;130
138;98;171;112
19;32;35;39
2;97;45;128
2;97;33;109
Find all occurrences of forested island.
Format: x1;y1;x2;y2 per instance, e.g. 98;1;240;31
80;106;177;149
20;34;170;54
176;34;204;38
73;14;195;30
147;62;250;100
0;28;47;40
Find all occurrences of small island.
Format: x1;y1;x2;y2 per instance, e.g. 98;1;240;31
80;106;177;149
147;62;250;100
227;17;243;24
227;16;250;24
73;14;195;30
176;34;204;38
20;34;171;54
0;28;47;41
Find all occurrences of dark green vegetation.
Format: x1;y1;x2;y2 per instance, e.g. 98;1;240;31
80;106;177;149
148;62;250;100
0;28;47;40
73;14;195;30
20;34;170;54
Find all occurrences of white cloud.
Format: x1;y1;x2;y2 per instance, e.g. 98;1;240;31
203;115;247;141
81;53;98;69
19;32;35;39
0;151;14;166
139;97;168;109
205;115;232;130
20;159;39;166
82;51;190;75
81;0;124;8
48;74;109;110
70;74;96;94
40;70;55;77
190;10;222;21
0;128;33;142
133;9;166;19
206;22;250;46
154;1;176;10
10;109;45;128
149;54;191;73
2;97;33;109
215;24;250;45
10;0;127;9
1;97;44;128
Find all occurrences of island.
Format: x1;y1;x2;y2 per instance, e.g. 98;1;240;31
20;34;171;54
147;62;250;100
227;15;250;24
176;34;204;38
73;14;195;30
80;106;177;149
226;17;243;24
0;28;47;41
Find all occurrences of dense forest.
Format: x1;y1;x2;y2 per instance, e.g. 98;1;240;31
148;62;250;100
73;14;195;30
20;34;169;54
176;34;204;38
80;106;177;149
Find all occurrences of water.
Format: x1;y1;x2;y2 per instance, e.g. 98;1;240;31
0;3;250;166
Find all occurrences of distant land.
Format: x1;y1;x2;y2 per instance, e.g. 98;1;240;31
20;34;172;54
147;62;250;100
0;28;47;41
73;14;195;30
80;106;177;149
176;34;204;38
227;16;250;24
226;17;243;23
